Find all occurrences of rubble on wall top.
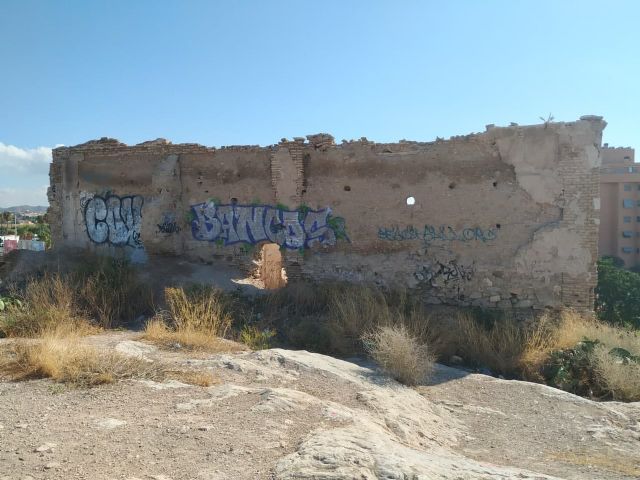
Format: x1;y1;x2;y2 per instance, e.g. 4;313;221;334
136;138;172;146
75;137;127;147
56;116;606;154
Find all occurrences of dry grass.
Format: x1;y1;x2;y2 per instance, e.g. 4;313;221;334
450;311;529;376
0;273;98;338
165;286;233;337
327;285;392;354
592;345;640;401
446;309;640;401
142;286;244;353
0;256;153;336
142;316;245;353
167;369;220;387
363;324;435;385
0;327;161;386
546;451;640;477
552;310;640;354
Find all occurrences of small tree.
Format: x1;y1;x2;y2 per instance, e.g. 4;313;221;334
596;258;640;329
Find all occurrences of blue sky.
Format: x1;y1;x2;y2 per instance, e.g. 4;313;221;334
1;0;638;206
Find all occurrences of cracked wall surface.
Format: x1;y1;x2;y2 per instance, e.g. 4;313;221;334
48;116;605;310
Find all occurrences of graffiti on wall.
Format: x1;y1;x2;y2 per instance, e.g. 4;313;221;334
157;213;181;234
190;201;349;249
378;224;497;246
84;195;144;248
414;260;474;285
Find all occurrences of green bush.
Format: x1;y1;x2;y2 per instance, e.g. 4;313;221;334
596;258;640;329
240;325;276;350
542;339;603;397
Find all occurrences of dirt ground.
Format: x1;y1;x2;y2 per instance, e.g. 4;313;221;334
1;331;639;480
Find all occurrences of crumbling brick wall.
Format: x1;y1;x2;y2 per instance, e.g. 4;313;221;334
48;116;605;310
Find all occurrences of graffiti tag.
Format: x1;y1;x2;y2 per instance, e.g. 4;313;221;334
84;195;144;248
157;214;181;234
190;201;349;249
378;224;496;246
415;260;474;284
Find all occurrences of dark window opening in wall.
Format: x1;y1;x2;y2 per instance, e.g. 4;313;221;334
622;231;634;238
259;243;287;290
624;184;632;191
637;185;640;191
623;199;634;208
492;181;498;187
496;223;501;229
448;182;456;189
622;247;634;254
636;216;640;222
637;200;640;207
344;185;351;191
624;216;632;223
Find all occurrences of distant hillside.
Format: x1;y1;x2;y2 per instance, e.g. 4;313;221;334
0;205;48;214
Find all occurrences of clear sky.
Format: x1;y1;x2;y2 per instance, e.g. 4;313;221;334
1;0;638;206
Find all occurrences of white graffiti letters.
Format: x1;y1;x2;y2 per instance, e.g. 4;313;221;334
85;195;144;248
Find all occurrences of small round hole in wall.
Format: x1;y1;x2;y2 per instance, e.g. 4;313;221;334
448;182;456;189
492;181;498;188
344;185;351;191
406;196;416;206
496;223;501;229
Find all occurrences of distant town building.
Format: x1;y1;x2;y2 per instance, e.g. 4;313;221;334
599;145;639;267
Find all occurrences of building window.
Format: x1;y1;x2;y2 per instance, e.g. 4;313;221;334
622;247;634;254
624;184;632;191
623;231;634;238
637;185;640;191
623;199;634;208
624;216;632;223
637;216;640;222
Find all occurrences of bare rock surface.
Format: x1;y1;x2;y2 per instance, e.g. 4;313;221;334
0;332;638;479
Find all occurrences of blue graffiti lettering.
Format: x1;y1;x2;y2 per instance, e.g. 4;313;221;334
190;202;349;249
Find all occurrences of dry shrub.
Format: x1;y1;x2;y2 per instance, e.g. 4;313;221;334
142;316;245;353
592;345;640;401
327;284;392;354
0;273;97;338
363;324;435;385
450;311;529;376
263;281;332;318
266;282;443;357
77;256;153;328
0;327;161;386
165;286;233;337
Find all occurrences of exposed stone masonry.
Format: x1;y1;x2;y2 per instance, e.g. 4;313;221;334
48;117;606;311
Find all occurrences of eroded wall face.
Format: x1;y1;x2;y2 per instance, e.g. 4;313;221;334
48;118;605;310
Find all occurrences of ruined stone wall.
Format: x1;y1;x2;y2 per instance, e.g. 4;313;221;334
48;116;606;310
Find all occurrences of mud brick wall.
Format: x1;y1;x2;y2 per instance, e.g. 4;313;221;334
48;117;606;310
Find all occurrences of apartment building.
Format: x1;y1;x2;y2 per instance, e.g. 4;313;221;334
599;145;640;267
